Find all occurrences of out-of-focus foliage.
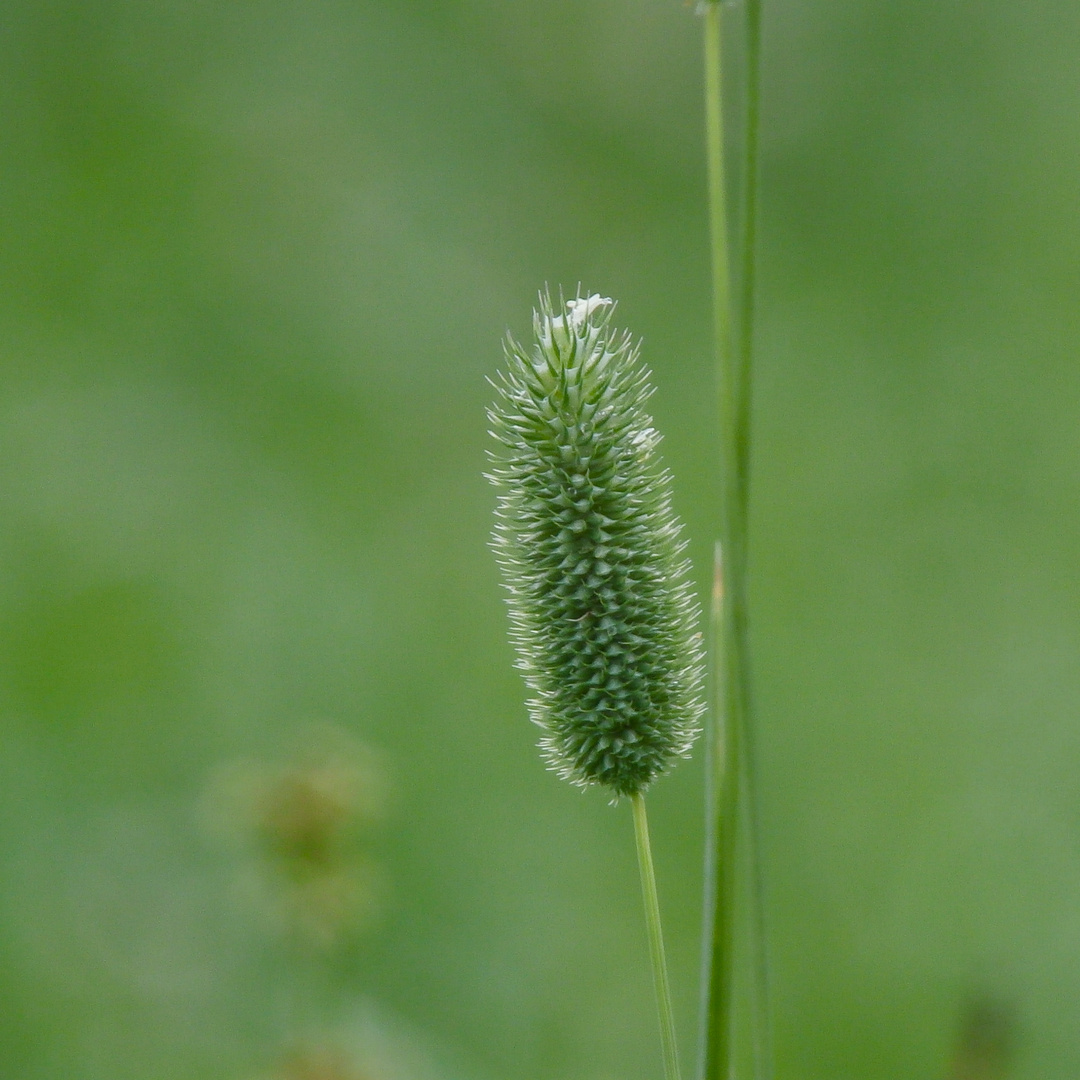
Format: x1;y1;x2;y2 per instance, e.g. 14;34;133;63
1;2;1079;1079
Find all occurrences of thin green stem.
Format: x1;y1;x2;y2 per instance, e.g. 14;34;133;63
704;3;733;388
738;0;773;1075
699;537;727;1080
735;0;772;1077
701;5;738;1080
700;0;768;1077
632;792;682;1080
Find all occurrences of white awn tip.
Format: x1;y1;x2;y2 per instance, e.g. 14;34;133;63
566;294;613;330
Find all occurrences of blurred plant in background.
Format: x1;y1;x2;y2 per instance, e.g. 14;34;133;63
945;999;1014;1080
203;727;402;1080
268;1046;369;1080
204;726;387;948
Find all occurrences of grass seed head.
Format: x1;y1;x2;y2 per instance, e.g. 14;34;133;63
487;290;704;798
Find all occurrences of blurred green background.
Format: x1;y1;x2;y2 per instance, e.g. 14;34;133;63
2;1;1079;1078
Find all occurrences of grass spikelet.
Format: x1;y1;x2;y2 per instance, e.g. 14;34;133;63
487;289;704;798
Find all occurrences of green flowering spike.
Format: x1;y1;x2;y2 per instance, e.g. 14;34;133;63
487;290;704;798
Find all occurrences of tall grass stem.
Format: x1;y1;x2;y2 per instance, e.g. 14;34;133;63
736;1;774;1076
699;0;768;1077
738;0;773;1067
700;5;738;1080
632;792;682;1080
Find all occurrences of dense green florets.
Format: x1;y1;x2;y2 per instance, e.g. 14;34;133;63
487;292;704;797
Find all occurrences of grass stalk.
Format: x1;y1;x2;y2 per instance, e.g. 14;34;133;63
699;0;768;1077
700;3;738;1078
632;792;682;1080
736;1;774;1077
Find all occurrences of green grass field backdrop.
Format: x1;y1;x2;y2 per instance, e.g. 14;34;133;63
2;2;1080;1078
